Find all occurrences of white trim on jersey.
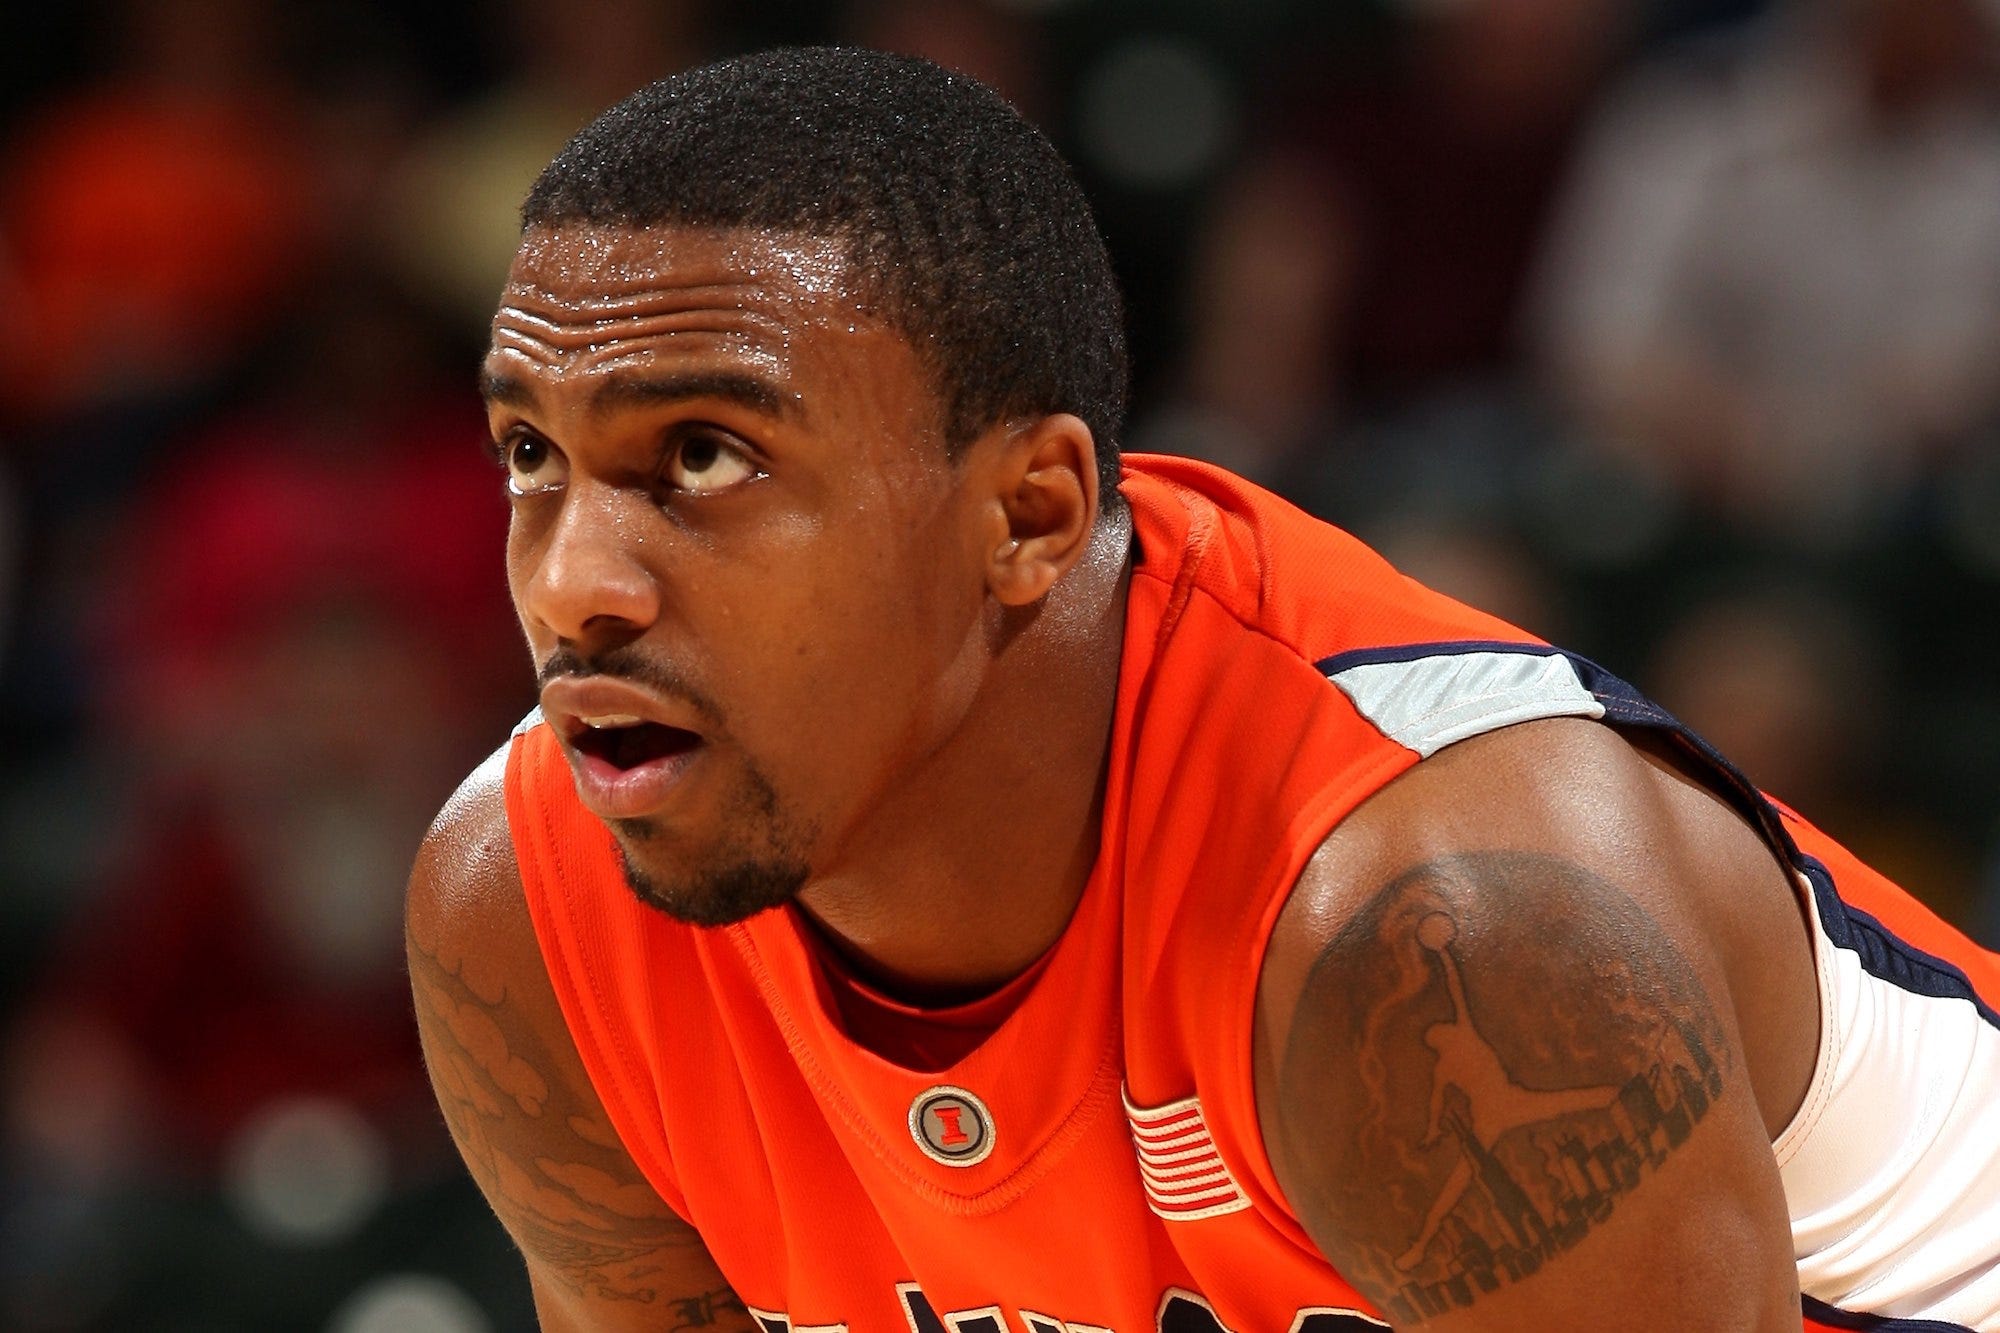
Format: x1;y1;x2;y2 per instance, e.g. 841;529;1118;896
1325;650;1605;758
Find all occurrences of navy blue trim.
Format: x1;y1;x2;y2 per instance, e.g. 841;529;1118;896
1313;639;1561;677
1797;856;2000;1029
1562;650;1807;854
1803;1294;1977;1331
1566;651;2000;1032
1554;652;1682;732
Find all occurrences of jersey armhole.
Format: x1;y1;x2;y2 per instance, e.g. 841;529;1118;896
1772;869;1842;1166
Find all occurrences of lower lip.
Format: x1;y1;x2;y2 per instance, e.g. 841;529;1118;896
565;742;704;821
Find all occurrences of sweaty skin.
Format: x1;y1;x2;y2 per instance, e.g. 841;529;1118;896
413;221;1827;1331
483;223;1127;998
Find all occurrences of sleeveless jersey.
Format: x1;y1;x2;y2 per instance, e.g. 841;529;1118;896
505;456;2000;1332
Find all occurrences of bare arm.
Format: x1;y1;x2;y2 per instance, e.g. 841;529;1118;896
1257;719;1815;1330
406;748;756;1332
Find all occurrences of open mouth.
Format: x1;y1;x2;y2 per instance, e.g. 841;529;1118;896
567;716;703;771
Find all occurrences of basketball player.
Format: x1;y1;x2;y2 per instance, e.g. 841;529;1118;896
406;48;2000;1333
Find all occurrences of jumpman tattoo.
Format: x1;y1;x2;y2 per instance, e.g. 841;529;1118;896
1394;912;1623;1272
1277;853;1734;1326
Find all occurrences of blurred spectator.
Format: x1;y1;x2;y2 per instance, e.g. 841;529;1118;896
382;0;714;337
0;0;316;422
1132;152;1358;483
1137;0;1635;526
1533;0;2000;544
1371;515;1565;642
1265;0;1634;411
1642;579;1984;929
1646;582;1882;814
1;264;522;1329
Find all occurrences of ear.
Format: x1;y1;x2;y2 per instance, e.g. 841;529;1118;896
982;413;1102;608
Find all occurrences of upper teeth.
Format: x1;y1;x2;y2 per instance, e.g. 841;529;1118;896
581;714;643;729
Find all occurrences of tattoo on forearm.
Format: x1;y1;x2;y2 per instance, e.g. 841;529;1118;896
406;911;709;1308
1278;853;1732;1326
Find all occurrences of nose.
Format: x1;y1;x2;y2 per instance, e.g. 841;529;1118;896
517;480;662;648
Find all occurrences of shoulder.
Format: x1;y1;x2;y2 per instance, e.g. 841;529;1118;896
1251;717;1814;1326
405;745;727;1320
1257;716;1808;1038
408;742;519;936
406;740;583;1124
405;742;551;1023
404;742;559;1137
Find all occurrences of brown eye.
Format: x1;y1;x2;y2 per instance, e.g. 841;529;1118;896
664;435;759;493
504;434;567;496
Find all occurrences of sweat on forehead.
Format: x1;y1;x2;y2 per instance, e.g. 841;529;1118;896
516;45;1128;484
507;225;859;309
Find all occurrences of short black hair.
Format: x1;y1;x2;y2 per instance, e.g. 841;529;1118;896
523;47;1128;500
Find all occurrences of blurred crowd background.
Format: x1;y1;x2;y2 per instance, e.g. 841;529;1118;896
2;0;1997;1328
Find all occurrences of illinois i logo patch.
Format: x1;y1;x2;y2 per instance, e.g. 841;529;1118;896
909;1085;994;1167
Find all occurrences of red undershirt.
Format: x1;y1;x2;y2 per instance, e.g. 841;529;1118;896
806;925;1056;1073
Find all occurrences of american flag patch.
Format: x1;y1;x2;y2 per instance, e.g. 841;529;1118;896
1123;1088;1251;1221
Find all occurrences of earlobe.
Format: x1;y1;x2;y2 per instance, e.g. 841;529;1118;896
987;414;1098;608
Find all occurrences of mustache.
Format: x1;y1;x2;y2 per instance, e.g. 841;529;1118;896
537;646;725;727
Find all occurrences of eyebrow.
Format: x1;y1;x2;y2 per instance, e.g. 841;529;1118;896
479;368;796;420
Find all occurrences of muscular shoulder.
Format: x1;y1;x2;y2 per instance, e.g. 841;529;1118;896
1253;718;1814;1328
404;745;573;1211
405;747;738;1325
1258;717;1814;1073
404;746;559;1083
407;744;522;950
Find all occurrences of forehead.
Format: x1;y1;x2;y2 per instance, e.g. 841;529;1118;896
486;223;892;394
502;223;855;312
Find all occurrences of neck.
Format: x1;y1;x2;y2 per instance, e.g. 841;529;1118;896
795;510;1133;1004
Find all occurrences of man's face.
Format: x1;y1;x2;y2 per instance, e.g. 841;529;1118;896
484;224;997;925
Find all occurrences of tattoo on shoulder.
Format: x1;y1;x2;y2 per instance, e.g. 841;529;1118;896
1278;852;1733;1326
406;915;707;1307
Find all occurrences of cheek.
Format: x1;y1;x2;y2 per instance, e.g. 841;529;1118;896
699;483;983;791
504;516;550;651
759;553;980;768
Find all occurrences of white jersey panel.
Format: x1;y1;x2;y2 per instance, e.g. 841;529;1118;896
1777;876;2000;1329
1326;649;1605;758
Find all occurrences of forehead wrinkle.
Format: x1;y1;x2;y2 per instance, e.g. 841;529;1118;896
491;300;793;349
486;324;785;376
485;303;798;406
481;333;801;424
503;280;778;317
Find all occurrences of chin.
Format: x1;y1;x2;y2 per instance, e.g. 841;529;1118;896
601;758;817;926
614;839;811;928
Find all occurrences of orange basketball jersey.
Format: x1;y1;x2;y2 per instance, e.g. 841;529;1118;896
505;456;2000;1332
